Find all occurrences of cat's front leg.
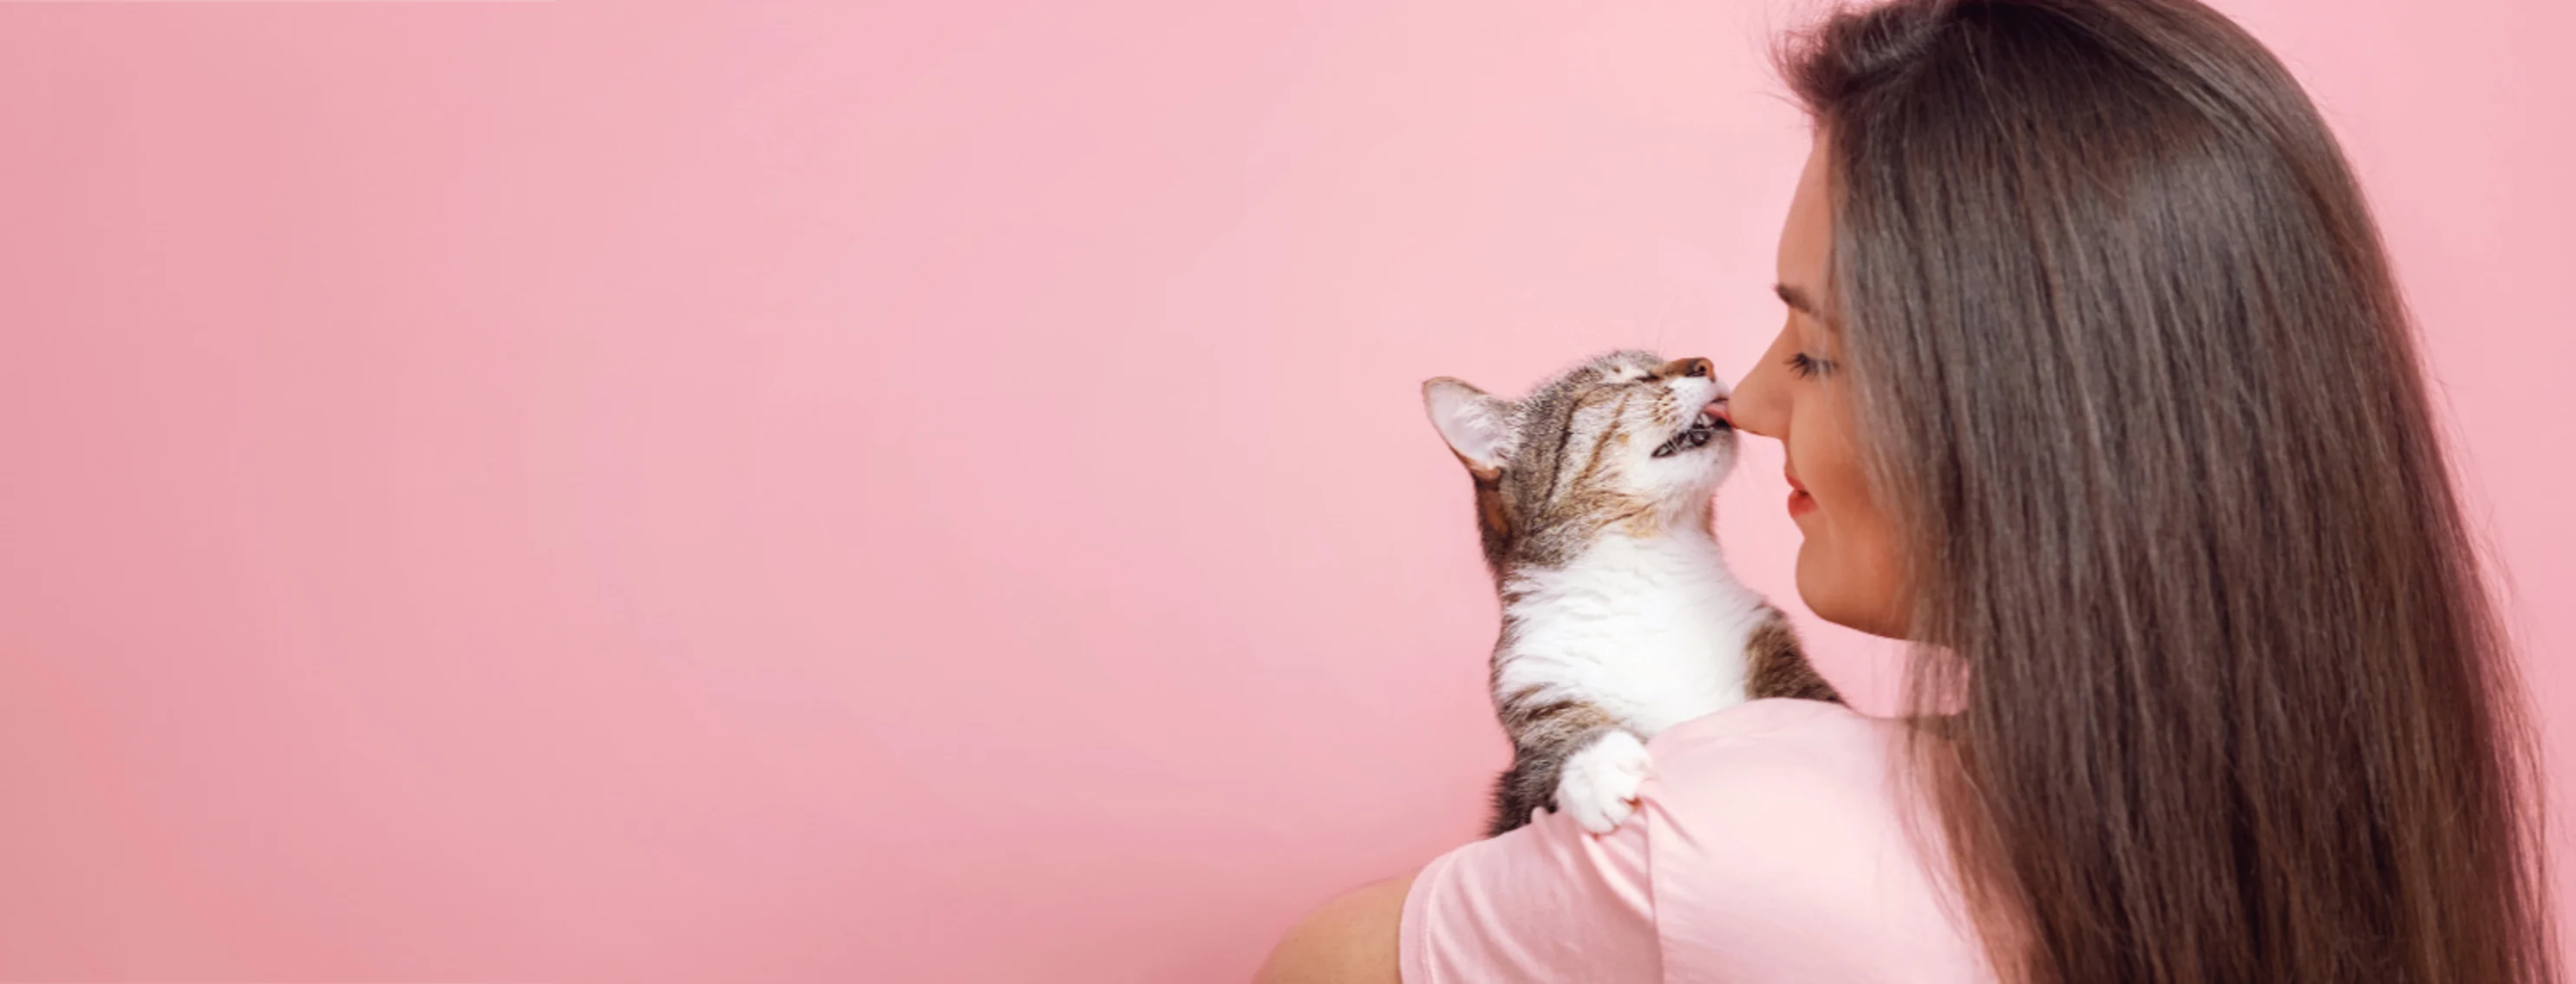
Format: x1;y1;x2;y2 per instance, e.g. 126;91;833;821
1554;729;1653;834
1488;692;1654;836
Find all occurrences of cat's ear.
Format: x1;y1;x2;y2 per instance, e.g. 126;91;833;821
1422;377;1516;478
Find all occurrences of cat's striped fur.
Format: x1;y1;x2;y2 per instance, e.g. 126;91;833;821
1424;350;1841;836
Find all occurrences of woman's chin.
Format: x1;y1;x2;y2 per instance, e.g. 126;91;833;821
1794;546;1912;640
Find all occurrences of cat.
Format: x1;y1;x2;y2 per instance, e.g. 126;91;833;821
1422;349;1842;836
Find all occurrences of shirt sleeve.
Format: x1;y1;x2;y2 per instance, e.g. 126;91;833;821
1397;802;1662;984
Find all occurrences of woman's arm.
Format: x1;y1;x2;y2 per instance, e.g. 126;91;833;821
1253;873;1415;984
1258;800;1659;982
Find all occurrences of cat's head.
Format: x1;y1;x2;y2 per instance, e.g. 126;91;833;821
1422;350;1736;571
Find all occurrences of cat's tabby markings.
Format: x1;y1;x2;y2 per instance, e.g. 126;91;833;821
1424;350;1842;836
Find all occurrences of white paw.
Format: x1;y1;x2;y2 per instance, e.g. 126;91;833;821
1555;730;1653;834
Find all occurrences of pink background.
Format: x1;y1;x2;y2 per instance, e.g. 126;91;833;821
0;1;2568;981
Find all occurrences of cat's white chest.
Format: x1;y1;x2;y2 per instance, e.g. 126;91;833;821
1494;534;1768;736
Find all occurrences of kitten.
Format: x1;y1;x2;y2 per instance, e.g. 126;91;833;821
1422;350;1842;836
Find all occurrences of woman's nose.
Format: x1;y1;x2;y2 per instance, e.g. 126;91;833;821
1727;353;1786;438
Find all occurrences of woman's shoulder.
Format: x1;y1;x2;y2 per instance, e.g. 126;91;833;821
1634;699;1993;981
1639;697;1925;855
1646;696;1907;773
1397;699;1991;982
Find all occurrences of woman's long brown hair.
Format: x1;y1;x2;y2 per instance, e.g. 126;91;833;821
1777;1;2560;981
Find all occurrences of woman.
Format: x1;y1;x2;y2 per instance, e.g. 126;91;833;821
1259;0;2560;981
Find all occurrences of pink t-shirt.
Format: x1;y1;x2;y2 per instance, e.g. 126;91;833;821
1399;698;1997;983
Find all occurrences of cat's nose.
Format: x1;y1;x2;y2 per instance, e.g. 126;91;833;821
1659;358;1714;379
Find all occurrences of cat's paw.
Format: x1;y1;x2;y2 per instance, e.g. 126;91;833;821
1555;730;1653;835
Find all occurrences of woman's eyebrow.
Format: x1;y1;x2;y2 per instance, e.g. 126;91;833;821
1774;282;1821;315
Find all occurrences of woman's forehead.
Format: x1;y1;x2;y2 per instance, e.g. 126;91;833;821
1776;130;1835;322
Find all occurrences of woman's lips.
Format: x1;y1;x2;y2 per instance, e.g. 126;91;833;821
1786;466;1817;518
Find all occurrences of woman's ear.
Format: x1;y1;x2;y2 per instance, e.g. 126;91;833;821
1422;377;1515;477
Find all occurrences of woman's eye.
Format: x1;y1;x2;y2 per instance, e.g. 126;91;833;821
1787;351;1834;378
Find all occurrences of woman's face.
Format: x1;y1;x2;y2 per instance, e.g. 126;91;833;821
1725;133;1914;640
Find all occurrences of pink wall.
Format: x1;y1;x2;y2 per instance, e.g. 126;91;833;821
1;2;2567;981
